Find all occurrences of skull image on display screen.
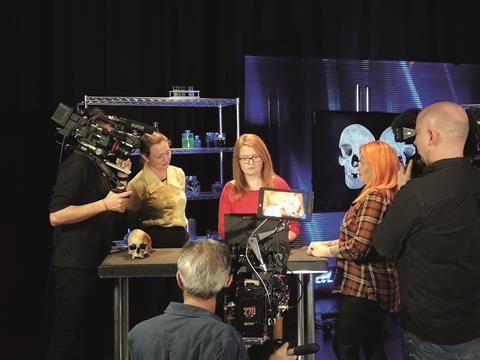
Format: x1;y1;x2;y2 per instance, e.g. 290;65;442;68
127;229;153;259
338;124;375;189
379;127;416;166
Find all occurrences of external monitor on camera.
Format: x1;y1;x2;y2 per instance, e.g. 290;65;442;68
391;108;420;143
257;187;314;222
224;214;288;250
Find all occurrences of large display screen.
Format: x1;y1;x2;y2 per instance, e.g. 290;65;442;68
312;110;415;211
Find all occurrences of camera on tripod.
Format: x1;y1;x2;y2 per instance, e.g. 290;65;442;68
223;188;314;345
51;102;155;187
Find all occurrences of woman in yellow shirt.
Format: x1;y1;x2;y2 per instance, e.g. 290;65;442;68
127;131;188;248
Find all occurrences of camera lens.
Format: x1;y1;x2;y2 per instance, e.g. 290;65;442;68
111;141;131;160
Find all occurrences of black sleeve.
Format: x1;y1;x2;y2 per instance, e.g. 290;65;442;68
49;155;89;213
371;185;420;258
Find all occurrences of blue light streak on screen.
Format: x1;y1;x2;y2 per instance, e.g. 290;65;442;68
443;63;458;104
400;61;423;109
244;58;268;125
322;59;341;110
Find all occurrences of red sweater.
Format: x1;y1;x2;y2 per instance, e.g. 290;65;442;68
217;176;301;240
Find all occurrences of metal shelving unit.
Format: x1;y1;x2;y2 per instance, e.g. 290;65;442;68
79;95;240;200
131;147;234;156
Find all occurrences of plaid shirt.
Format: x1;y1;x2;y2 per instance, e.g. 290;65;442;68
332;188;400;313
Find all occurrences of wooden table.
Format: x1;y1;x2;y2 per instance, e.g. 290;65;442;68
99;246;328;360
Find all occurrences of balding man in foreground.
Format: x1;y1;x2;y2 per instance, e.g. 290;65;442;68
371;101;480;359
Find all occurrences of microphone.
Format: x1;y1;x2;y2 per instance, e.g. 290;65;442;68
105;114;156;134
286;343;320;356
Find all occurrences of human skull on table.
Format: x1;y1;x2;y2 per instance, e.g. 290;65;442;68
127;229;152;259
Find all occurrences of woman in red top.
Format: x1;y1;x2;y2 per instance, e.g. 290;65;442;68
308;140;401;360
218;133;300;243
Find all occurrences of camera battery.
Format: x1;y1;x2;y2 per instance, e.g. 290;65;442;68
235;281;266;338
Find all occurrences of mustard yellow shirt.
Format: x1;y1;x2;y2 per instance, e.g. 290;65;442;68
127;164;187;228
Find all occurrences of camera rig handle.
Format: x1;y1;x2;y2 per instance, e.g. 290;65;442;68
247;220;287;272
90;154;129;190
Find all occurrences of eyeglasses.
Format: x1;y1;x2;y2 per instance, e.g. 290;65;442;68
238;155;262;164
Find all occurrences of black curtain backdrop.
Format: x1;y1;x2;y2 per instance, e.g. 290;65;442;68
5;0;480;358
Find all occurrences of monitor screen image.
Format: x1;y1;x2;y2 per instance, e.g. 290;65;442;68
257;187;314;222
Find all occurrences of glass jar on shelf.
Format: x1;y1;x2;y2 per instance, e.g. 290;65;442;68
185;176;201;196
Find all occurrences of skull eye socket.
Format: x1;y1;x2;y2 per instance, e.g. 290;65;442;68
128;244;138;251
139;243;147;250
340;144;352;157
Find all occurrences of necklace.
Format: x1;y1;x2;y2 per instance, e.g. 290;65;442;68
161;177;167;182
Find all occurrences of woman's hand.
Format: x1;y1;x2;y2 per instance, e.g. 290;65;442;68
322;239;339;247
307;241;330;257
288;230;297;243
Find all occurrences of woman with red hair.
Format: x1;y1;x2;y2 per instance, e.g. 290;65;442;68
218;133;300;242
308;140;401;360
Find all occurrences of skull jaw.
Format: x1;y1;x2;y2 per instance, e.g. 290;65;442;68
128;249;149;259
344;171;363;189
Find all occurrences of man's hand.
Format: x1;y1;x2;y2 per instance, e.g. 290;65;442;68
116;158;132;172
397;159;413;190
269;342;297;360
103;190;132;213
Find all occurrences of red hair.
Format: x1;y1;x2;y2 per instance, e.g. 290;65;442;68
354;141;400;203
231;134;276;200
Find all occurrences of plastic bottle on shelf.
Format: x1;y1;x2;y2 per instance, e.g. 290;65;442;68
182;130;194;149
194;135;202;148
205;132;213;147
219;132;226;147
189;133;195;148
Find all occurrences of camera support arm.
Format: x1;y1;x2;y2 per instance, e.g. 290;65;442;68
90;154;128;190
247;220;287;272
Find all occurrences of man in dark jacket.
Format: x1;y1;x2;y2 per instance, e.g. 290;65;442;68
372;101;480;359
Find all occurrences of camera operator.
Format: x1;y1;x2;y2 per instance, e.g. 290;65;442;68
128;239;296;360
47;106;133;360
371;101;480;359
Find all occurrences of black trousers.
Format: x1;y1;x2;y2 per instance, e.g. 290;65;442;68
333;295;387;360
46;267;113;360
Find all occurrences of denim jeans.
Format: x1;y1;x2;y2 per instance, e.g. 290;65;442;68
403;331;480;360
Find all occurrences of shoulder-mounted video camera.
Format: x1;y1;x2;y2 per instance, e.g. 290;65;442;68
391;107;480;173
51;102;155;188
